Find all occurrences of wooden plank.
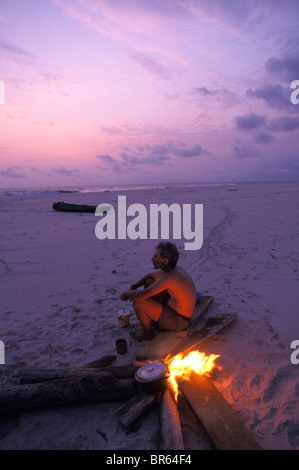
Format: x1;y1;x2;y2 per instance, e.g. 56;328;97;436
136;296;213;362
169;313;238;359
180;374;263;450
190;295;214;324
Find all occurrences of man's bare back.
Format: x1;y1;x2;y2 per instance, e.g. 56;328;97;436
158;266;197;318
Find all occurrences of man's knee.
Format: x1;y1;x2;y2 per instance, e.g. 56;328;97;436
133;298;143;310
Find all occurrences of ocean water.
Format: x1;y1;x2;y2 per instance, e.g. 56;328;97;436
0;181;235;198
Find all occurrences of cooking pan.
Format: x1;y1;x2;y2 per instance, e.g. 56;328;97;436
135;361;169;394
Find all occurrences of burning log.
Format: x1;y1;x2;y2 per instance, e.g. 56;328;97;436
167;350;220;402
164;349;261;450
160;387;184;450
0;369;138;415
158;348;223;450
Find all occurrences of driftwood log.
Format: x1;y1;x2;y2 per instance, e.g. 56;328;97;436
0;367;138;415
14;365;137;385
81;355;117;368
160;387;184;450
118;391;158;433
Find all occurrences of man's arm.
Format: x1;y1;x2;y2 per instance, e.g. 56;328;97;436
122;276;169;302
133;269;164;287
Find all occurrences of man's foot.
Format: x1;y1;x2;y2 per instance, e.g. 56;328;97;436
131;328;155;341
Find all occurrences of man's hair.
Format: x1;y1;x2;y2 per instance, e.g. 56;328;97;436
156;242;179;268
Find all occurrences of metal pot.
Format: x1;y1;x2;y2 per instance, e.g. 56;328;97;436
135;361;168;394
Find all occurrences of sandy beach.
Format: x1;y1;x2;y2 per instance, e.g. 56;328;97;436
0;181;298;450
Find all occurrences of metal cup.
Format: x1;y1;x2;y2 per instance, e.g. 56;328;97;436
116;338;127;354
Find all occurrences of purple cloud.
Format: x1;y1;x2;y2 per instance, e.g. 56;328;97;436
51;167;80;176
120;143;171;168
235;113;266;131
254;133;275;144
194;0;299;29
0;166;24;178
195;0;251;26
143;141;207;159
95;140;208;172
269;115;299;132
280;37;299;58
96;154;117;163
0;41;34;58
0;40;36;70
193;87;213;96
96;154;122;173
246;84;297;112
232;139;258;159
168;141;207;158
102;127;123;135
101;0;191;19
121;151;168;166
266;55;299;82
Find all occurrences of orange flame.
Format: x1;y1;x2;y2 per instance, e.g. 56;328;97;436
167;350;220;401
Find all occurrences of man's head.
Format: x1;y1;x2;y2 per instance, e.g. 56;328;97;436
152;242;179;271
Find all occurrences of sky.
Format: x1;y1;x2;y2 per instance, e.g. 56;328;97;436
0;0;299;188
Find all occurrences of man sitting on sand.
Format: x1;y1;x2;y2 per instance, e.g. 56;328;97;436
120;242;197;341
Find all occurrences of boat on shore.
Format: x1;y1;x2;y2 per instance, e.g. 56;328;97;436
52;202;97;213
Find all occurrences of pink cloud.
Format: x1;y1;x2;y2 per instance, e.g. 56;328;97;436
129;51;173;81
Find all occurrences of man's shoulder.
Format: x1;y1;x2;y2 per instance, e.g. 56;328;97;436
174;266;188;276
163;267;182;279
153;269;165;279
171;266;194;283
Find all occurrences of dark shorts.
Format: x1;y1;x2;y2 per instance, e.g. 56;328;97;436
158;304;191;331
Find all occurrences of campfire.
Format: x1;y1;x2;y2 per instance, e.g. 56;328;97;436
135;349;220;400
167;350;220;401
8;349;262;450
